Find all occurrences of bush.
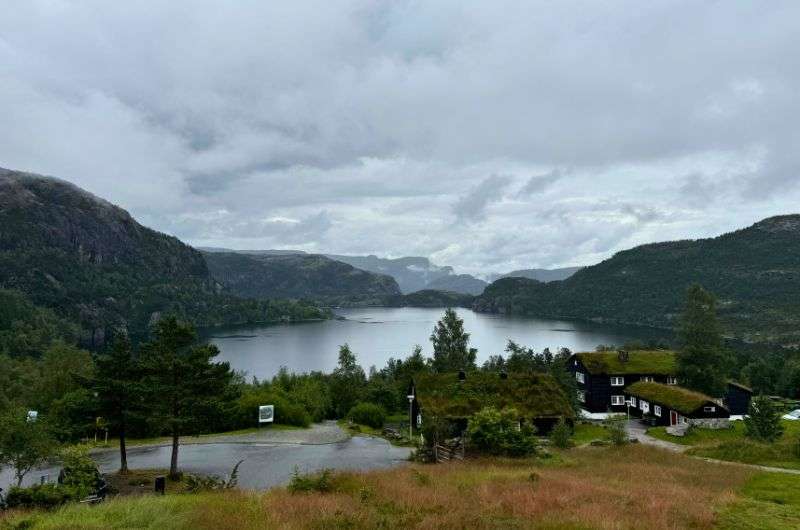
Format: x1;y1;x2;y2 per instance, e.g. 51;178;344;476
288;467;334;493
5;484;78;509
549;417;572;449
234;389;311;428
604;415;628;446
347;402;387;429
744;395;784;442
59;446;102;498
467;407;537;457
275;401;312;427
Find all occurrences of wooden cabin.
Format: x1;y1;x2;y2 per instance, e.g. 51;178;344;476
624;381;730;429
410;371;575;436
725;381;753;415
568;350;678;413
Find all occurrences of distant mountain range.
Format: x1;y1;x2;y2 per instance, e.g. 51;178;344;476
474;216;800;346
487;267;583;283
0;168;326;347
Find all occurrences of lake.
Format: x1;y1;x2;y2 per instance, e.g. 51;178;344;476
207;307;664;380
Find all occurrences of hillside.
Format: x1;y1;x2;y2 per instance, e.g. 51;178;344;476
0;168;326;347
325;254;455;293
488;266;583;283
425;274;487;295
384;289;475;308
203;252;401;305
474;216;800;345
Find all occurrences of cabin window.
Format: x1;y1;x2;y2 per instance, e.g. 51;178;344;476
576;372;585;383
629;397;637;407
611;395;625;406
577;390;586;403
654;405;662;417
610;376;624;386
704;406;716;412
640;376;653;382
666;376;677;385
641;400;649;413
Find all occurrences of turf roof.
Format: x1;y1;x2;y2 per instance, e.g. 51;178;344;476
414;372;575;420
626;381;723;415
575;350;677;375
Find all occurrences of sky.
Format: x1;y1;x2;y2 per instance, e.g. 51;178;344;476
1;1;799;276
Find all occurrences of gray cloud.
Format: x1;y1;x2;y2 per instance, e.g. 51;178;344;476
1;1;799;274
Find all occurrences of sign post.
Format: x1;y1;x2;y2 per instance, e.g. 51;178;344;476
258;405;274;427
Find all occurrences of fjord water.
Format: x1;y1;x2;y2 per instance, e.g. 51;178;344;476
207;307;662;379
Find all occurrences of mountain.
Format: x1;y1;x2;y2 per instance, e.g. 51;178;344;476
325;254;455;293
385;289;475;308
474;216;800;345
487;267;583;283
425;274;487;295
0;168;326;347
203;252;401;305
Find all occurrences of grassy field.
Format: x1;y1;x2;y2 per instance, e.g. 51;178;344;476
6;444;798;529
571;422;609;445
648;420;800;470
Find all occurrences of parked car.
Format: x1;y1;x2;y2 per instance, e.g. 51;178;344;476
781;409;800;420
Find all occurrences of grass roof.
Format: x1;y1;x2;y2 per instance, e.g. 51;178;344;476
414;372;575;420
575;350;677;375
626;381;723;415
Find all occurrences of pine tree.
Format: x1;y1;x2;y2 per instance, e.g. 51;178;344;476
744;394;784;442
139;317;234;479
430;308;477;373
92;336;139;473
676;284;730;397
330;344;366;418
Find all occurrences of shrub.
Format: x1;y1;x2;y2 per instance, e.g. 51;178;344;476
744;395;784;442
288;467;334;493
5;484;78;509
467;407;537;457
59;446;102;498
184;460;243;493
347;402;387;429
275;401;312;427
604;415;628;446
549;417;573;449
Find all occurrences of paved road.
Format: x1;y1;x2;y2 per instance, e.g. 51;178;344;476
0;422;411;491
625;419;687;452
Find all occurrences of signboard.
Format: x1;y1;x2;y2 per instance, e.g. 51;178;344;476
27;410;38;423
258;405;274;424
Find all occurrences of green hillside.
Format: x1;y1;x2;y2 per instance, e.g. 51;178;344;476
474;216;800;345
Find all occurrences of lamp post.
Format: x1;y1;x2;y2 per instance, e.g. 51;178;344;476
407;394;415;440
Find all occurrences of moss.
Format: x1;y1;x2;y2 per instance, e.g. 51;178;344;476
626;381;715;414
575;350;677;375
414;372;574;420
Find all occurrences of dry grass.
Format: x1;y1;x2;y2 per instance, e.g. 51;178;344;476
4;445;755;529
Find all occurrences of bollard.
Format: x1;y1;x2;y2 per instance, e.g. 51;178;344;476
154;475;166;495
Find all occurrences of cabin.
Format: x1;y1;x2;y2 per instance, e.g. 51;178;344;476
410;371;575;437
568;350;678;413
624;381;730;429
725;381;753;415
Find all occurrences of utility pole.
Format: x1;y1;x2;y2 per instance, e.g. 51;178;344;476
407;394;415;440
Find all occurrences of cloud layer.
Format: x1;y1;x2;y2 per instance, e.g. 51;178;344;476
1;1;799;275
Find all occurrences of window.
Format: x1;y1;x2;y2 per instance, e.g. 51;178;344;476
666;376;677;385
576;371;585;383
577;390;586;403
629;396;637;407
654;405;662;417
610;376;624;386
611;395;625;406
640;376;653;382
641;400;649;413
704;406;716;412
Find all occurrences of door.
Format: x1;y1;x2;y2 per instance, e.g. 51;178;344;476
670;411;678;426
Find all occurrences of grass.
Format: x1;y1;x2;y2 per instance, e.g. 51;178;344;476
717;473;800;529
3;444;768;529
576;350;677;375
648;420;800;470
571;422;609;445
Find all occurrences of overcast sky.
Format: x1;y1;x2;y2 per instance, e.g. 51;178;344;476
2;1;798;276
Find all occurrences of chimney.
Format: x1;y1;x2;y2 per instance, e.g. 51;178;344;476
618;350;629;363
458;370;466;382
499;371;508;380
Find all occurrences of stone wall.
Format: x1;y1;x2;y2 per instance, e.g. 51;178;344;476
689;418;730;429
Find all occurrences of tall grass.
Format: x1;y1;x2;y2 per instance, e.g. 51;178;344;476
3;445;755;529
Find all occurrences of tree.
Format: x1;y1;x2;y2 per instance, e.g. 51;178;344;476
92;336;140;473
430;308;477;373
466;407;536;457
139;317;234;479
0;407;58;486
329;344;366;418
676;284;730;397
744;395;784;442
549;417;572;449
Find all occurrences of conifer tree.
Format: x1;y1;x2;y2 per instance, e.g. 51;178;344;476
430;308;477;373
